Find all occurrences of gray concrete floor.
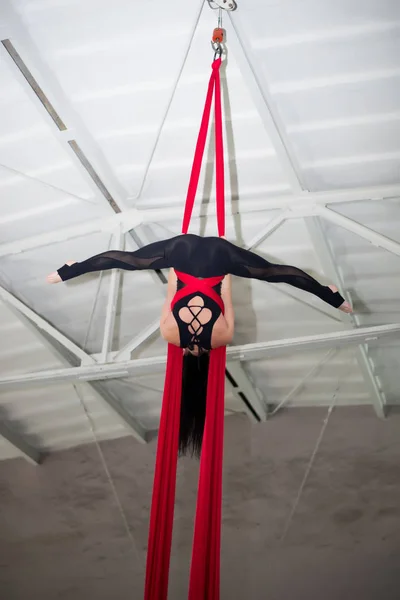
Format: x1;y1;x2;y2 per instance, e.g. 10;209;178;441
1;407;400;599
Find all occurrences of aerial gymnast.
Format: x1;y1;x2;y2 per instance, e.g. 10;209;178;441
47;232;352;456
46;47;353;600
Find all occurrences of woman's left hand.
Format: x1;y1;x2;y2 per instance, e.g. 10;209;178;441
46;261;76;284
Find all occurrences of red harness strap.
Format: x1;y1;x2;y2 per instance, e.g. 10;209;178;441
172;271;225;314
145;56;226;600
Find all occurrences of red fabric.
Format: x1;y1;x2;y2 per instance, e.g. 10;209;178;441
188;345;226;599
144;344;182;600
173;271;225;313
182;58;224;236
213;60;225;238
145;56;226;600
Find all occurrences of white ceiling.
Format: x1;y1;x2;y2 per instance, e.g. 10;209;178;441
0;0;400;462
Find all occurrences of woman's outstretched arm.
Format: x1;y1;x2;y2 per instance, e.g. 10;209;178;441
47;239;172;283
223;241;352;312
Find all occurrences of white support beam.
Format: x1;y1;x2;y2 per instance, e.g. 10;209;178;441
1;290;147;442
227;11;304;192
226;323;400;361
0;285;46;468
269;284;343;323
307;217;386;418
246;210;288;250
85;382;147;444
243;209;342;323
1;186;400;257
317;206;400;257
270;349;337;416
226;361;267;422
101;228;124;362
0;323;398;389
113;319;161;362
0;420;41;465
0;285;96;365
0;0;129;207
0;212;141;258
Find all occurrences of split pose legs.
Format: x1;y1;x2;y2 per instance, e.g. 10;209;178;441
47;234;351;313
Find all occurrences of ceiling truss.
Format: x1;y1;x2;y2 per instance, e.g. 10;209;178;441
0;322;399;390
0;284;147;450
0;1;399;462
306;217;386;418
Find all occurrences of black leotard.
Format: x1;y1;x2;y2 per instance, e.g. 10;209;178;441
57;234;345;348
171;279;222;351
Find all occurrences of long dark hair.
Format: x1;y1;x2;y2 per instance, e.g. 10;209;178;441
179;351;210;458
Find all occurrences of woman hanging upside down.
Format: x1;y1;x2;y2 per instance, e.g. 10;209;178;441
47;233;352;456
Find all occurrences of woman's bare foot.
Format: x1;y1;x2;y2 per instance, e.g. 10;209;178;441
46;261;76;284
328;284;353;313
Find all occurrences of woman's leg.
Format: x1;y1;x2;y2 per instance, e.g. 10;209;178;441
222;240;347;309
50;237;182;282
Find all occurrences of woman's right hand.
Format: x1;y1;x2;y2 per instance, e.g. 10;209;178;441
328;284;353;313
46;261;76;284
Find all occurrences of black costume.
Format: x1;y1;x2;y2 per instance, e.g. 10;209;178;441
58;234;345;349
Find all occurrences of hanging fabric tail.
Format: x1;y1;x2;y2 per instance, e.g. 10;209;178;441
144;344;183;600
144;56;225;600
187;57;226;599
188;346;226;599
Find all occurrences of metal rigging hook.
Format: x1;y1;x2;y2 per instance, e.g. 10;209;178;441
212;40;223;60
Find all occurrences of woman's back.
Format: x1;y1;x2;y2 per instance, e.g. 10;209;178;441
160;269;234;351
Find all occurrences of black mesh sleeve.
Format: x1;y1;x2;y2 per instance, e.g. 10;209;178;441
224;243;345;308
57;239;170;281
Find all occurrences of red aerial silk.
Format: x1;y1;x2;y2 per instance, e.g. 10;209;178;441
145;57;226;600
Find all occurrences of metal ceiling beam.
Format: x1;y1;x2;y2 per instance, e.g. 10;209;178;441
0;285;96;365
226;361;267;421
0;212;134;257
266;284;343;323
307;217;386;418
0;0;129;207
0;290;147;442
2;186;400;258
317;205;400;257
100;227;124;362
270;349;338;416
0;419;41;465
84;381;147;443
0;323;398;389
5;0;262;428
227;11;304;192
0;308;43;465
245;210;288;249
113;319;161;362
244;210;342;323
1;6;166;373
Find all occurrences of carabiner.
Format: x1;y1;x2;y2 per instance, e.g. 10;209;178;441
211;40;223;60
